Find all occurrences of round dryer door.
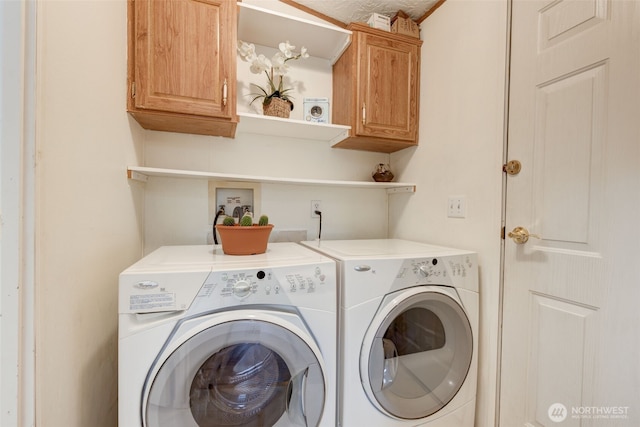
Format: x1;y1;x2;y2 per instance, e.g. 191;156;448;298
144;317;326;427
361;287;473;420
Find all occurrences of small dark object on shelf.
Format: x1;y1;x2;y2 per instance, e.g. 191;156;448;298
372;163;394;182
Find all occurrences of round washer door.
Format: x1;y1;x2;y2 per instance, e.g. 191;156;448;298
361;286;473;420
144;314;326;427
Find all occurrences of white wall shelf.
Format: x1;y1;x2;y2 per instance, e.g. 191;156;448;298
236;3;353;144
127;166;416;194
237;2;352;64
237;112;350;145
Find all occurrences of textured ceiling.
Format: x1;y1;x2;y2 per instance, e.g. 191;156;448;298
290;0;442;25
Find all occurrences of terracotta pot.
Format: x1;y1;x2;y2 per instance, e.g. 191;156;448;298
215;224;274;255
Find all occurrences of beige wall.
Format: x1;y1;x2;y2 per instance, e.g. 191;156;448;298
33;1;387;425
390;1;508;426
35;1;143;425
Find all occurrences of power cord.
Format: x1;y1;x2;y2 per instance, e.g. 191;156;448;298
315;210;322;240
213;206;225;245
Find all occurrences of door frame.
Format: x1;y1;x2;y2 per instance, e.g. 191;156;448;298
0;2;36;426
495;0;514;423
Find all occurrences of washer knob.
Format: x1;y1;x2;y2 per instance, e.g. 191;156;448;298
419;265;431;277
232;280;252;298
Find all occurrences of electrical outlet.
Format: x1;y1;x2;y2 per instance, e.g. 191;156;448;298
311;200;322;218
447;196;467;218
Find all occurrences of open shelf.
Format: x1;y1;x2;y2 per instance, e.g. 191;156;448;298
127;166;416;193
236;112;350;145
237;2;352;64
236;3;353;144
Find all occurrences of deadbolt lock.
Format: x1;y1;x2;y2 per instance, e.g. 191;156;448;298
503;160;522;176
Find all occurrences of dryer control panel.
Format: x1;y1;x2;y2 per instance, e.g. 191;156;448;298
412;257;470;280
391;253;478;293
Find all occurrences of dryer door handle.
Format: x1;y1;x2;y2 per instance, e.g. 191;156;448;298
381;338;399;389
369;338;399;391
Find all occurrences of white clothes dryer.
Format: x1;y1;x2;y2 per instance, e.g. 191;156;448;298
301;239;478;427
118;243;337;427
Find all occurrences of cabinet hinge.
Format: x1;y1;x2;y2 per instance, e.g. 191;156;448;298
131;82;136;98
501;226;506;240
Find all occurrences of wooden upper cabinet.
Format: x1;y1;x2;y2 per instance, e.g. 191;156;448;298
332;23;423;153
127;0;237;137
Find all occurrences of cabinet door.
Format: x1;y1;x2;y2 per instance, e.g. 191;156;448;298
356;32;419;142
133;0;235;119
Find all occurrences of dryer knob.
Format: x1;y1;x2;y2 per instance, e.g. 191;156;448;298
232;280;252;298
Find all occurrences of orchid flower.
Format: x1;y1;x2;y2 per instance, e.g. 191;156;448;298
271;52;288;76
237;40;256;62
278;41;296;58
249;54;271;74
238;39;310;107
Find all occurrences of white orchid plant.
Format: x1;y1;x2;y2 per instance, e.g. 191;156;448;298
237;40;309;110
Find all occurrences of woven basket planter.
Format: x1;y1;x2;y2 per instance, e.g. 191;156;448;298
263;97;292;119
215;224;274;255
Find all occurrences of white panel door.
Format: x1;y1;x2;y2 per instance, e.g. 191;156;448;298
500;0;640;425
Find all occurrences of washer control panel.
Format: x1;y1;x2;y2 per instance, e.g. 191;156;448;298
187;263;335;314
213;267;327;299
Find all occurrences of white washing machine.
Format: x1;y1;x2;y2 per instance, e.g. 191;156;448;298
301;239;478;427
118;243;337;427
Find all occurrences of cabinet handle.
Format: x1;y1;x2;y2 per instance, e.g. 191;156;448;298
362;103;366;125
223;78;228;107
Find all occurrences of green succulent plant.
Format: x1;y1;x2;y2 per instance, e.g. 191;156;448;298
222;216;236;226
240;215;253;226
220;214;270;227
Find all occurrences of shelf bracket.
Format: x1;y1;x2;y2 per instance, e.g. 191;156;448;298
127;169;148;183
386;186;416;194
329;129;350;146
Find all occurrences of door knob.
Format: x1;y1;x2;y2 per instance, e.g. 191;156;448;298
508;226;540;244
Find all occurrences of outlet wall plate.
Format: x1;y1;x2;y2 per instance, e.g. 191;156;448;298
311;200;322;217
